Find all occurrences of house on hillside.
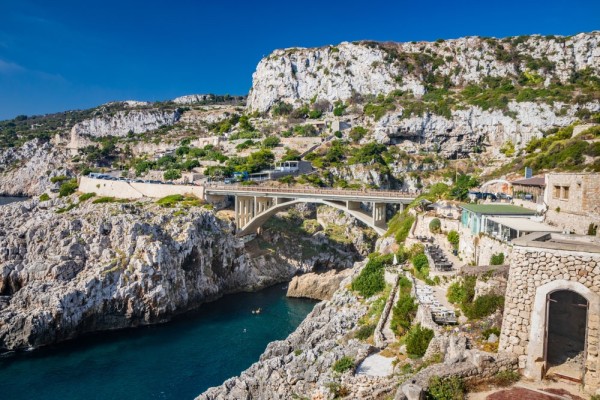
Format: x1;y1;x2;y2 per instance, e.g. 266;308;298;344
544;172;600;236
511;176;546;203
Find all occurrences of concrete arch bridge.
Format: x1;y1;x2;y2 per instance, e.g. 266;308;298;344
204;185;417;237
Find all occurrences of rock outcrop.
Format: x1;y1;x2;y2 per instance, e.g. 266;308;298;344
287;269;352;300
70;109;180;139
247;32;600;157
249;33;600;112
0;197;293;352
198;268;382;400
0;139;70;196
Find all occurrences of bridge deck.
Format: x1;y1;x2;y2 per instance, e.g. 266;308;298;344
205;185;417;204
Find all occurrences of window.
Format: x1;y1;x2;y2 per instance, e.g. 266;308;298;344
562;186;569;200
553;185;561;198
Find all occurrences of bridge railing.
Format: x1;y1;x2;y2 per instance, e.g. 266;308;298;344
205;184;419;199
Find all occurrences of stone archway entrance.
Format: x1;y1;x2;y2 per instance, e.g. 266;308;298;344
545;290;588;382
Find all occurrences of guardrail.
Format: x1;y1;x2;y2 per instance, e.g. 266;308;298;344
205;184;419;199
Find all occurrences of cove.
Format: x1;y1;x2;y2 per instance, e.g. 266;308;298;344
0;284;317;400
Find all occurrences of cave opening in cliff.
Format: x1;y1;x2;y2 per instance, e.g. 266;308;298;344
545;290;588;382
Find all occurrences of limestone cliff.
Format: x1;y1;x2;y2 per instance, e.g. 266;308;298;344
249;33;599;111
0;197;293;352
68;108;180;151
0;139;70;196
248;32;600;157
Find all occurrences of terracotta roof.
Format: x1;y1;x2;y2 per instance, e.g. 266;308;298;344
511;176;546;187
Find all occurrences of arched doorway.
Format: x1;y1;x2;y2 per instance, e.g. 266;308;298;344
545;290;588;382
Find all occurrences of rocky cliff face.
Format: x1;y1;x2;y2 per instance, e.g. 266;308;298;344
198;268;383;400
248;32;600;157
70;109;180;139
249;33;600;111
0;139;70;196
0;198;292;352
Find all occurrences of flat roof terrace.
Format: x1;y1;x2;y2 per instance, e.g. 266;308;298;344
513;232;600;254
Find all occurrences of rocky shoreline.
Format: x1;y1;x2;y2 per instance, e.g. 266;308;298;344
0;197;299;352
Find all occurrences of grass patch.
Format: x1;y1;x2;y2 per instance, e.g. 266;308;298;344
156;194;202;207
56;203;78;214
79;192;96;202
386;211;415;244
332;356;354;373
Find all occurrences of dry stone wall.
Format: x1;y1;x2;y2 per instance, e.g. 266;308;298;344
499;244;600;393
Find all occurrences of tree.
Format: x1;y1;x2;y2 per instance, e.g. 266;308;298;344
282;148;301;162
450;174;479;201
245;149;275;173
163;169;182;181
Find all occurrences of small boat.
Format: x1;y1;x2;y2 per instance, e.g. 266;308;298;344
251;308;262;314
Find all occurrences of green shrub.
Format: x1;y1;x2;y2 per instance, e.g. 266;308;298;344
405;324;434;357
163;169;182;181
92;196;118;204
427;375;465;399
50;175;69;184
79;192;96;202
463;295;504;320
332;356;354;373
56;203;78;214
386;212;416;244
262;136;280;148
354;324;376;340
429;218;441;233
447;230;459;249
412;253;429;272
390;278;417;337
39;193;50;201
482;327;501;340
446;276;476;305
490;252;505;265
490;370;520;387
351;257;386;297
59;179;78;197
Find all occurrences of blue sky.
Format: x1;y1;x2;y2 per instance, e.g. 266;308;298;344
0;0;598;120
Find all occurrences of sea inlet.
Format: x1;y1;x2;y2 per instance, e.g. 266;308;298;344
0;285;316;399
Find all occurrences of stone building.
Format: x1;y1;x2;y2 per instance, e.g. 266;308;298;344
544;172;600;236
499;232;600;393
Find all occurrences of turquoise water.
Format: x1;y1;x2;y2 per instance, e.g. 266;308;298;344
0;285;316;400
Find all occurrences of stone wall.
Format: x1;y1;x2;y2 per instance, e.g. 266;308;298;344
79;177;205;199
545;209;600;236
458;227;512;266
499;244;600;393
544;173;600;236
477;235;512;266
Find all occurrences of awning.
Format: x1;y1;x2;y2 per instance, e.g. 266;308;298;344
487;217;562;233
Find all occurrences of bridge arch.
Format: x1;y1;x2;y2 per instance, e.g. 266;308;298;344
236;198;387;237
